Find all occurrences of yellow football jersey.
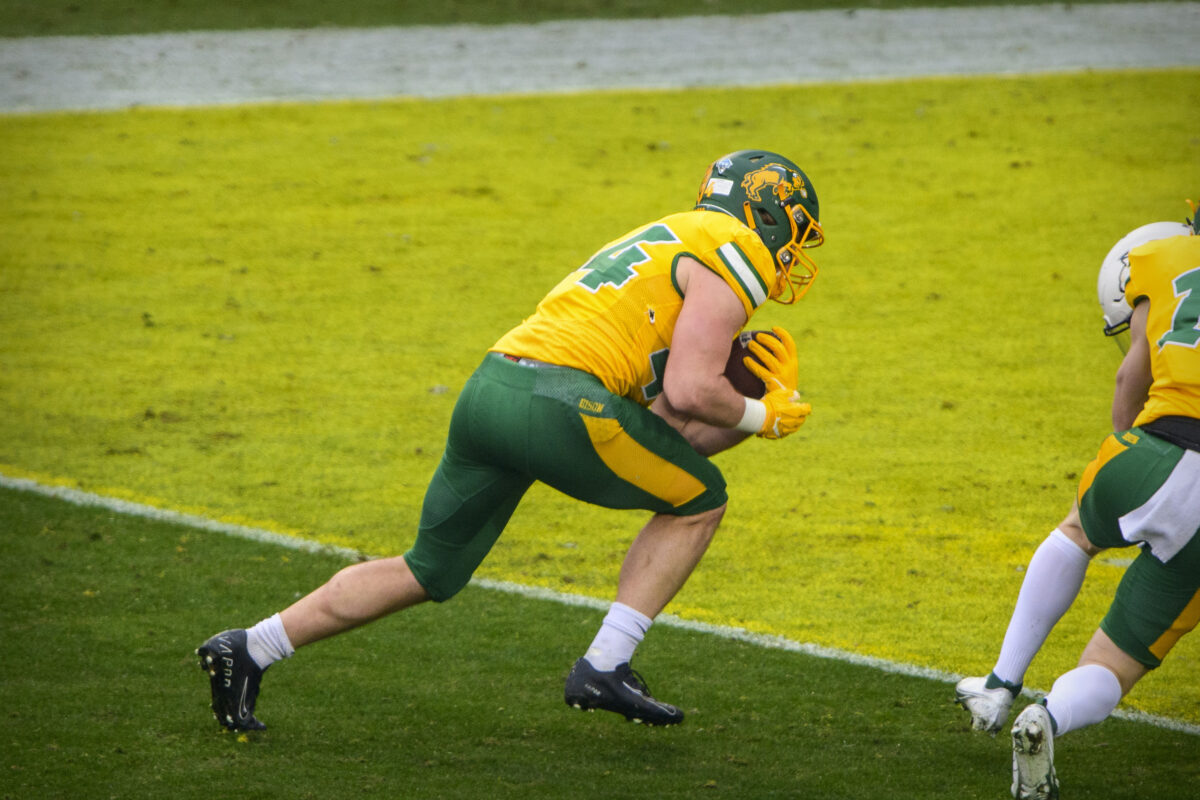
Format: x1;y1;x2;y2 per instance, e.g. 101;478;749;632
1126;233;1200;426
491;209;777;406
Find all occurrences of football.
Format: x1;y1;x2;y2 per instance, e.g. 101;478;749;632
724;329;777;398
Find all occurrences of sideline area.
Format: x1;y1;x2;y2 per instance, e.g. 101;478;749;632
1;3;1198;111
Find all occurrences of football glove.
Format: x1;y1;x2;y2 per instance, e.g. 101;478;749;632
745;327;798;395
745;327;810;439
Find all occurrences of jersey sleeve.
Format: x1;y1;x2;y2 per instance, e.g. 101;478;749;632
1125;235;1193;305
686;212;778;316
1124;242;1155;307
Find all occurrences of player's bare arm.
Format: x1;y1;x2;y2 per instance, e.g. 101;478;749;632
659;255;752;428
1112;299;1152;431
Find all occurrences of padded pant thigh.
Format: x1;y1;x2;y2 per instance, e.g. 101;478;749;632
405;449;532;602
1100;548;1200;669
1081;431;1200;667
401;353;727;601
525;389;727;517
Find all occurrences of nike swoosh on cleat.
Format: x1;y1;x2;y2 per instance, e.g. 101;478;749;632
238;678;252;720
621;682;675;713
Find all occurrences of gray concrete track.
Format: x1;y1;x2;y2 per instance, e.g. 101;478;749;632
1;3;1197;112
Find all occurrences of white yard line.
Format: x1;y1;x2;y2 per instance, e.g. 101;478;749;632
1;3;1198;112
4;469;1199;736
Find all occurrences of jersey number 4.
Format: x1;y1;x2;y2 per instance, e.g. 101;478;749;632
576;224;680;292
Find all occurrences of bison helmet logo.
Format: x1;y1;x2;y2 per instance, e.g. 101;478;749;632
741;163;809;203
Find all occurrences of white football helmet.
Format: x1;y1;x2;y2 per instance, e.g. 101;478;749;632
1097;221;1191;343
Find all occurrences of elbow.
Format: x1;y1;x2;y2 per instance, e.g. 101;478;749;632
661;374;713;419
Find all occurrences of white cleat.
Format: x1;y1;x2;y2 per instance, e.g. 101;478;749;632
1011;703;1059;800
955;675;1015;735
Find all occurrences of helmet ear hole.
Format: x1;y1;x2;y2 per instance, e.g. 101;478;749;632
756;208;777;227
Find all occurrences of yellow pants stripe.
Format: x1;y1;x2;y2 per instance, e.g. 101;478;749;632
1150;587;1200;661
581;415;706;508
1077;432;1132;501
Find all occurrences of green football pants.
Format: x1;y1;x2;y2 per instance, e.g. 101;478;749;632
1078;427;1200;668
404;353;728;601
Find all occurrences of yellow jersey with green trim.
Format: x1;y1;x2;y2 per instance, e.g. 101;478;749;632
491;209;777;406
1126;233;1200;426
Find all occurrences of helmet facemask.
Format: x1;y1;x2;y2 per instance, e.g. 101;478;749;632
765;201;824;304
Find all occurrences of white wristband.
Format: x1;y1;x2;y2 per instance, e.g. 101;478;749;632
735;397;767;433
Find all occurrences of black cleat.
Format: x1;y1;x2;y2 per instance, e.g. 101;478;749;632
564;657;684;726
197;629;267;731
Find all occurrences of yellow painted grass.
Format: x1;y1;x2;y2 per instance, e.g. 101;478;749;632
2;69;1198;722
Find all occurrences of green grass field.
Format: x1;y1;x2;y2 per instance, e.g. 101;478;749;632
4;68;1198;722
2;2;1199;798
3;484;1198;799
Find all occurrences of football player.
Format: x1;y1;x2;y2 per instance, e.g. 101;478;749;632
955;201;1200;799
197;150;824;730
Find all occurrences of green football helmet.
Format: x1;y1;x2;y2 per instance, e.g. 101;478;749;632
695;149;824;303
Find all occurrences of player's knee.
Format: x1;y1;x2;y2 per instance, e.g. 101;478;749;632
402;546;476;603
1079;629;1148;696
680;502;726;539
703;501;727;525
1058;509;1102;557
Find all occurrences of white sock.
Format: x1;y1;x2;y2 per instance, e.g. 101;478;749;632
1044;663;1123;736
245;613;295;670
992;529;1092;686
584;602;652;672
